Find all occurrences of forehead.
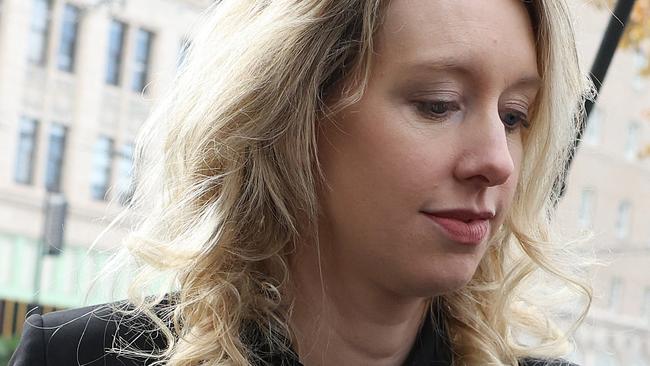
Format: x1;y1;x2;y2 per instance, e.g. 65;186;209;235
374;0;539;86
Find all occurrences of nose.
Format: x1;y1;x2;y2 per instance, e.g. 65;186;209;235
453;115;516;188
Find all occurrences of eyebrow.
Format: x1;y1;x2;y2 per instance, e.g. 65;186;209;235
406;58;542;89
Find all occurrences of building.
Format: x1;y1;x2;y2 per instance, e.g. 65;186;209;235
0;1;648;364
0;0;208;336
558;2;650;365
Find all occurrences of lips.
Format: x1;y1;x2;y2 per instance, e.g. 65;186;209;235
422;209;494;245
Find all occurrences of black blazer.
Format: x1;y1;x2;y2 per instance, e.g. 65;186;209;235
10;302;577;366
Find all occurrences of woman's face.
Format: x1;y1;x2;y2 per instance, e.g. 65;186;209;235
316;0;540;297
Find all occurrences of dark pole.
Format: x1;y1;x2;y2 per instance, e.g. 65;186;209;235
33;193;67;306
555;0;637;201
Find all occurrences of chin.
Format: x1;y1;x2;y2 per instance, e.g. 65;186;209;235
404;259;481;297
437;272;476;294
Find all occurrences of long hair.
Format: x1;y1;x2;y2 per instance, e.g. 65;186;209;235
99;0;593;364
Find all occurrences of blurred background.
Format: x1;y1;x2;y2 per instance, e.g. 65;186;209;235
0;0;648;364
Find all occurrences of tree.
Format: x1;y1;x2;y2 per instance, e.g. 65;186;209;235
594;0;650;75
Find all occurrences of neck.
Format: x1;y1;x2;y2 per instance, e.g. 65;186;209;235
288;240;429;366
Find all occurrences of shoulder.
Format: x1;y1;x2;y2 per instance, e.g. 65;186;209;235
519;357;579;366
10;301;168;366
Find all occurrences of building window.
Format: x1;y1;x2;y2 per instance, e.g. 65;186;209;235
0;0;5;24
132;28;153;92
567;348;584;366
609;277;623;312
633;49;647;92
90;136;114;200
595;350;619;366
177;38;191;70
625;122;640;160
0;237;14;286
642;287;650;322
578;188;595;229
44;123;67;193
584;107;602;146
57;3;80;72
28;0;52;65
14;117;39;185
615;200;632;240
117;143;134;204
106;20;126;85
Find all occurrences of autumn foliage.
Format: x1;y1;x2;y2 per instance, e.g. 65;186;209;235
591;0;650;158
594;0;650;75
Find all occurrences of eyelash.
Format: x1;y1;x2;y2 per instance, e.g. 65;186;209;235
415;101;531;133
415;100;460;119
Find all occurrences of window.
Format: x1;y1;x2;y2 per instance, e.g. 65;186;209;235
28;0;52;65
106;20;126;85
132;29;153;92
177;38;191;69
567;347;584;365
90;136;114;200
44;123;67;192
578;188;595;229
57;3;80;72
0;237;14;286
117;143;134;204
584;107;602;146
595;351;619;366
0;0;5;24
615;200;631;240
609;277;623;312
633;49;647;92
14;117;39;185
625;122;640;160
642;287;650;322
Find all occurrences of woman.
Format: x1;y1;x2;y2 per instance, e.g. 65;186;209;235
11;0;592;365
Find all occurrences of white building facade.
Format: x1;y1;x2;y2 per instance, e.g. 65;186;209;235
0;0;207;321
558;3;650;365
0;0;648;364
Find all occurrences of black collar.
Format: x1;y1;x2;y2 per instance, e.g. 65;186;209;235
245;305;453;366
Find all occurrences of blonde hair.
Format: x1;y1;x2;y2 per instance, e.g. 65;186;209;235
101;0;593;365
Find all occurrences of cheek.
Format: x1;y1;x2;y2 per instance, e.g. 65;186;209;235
508;136;524;184
318;118;454;220
492;138;523;210
499;144;524;220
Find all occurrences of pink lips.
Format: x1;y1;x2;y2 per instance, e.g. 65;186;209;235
424;214;490;245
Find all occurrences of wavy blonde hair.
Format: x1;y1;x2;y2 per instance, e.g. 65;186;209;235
100;0;593;365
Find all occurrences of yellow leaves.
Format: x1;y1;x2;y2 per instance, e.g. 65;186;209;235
642;108;650;120
590;1;650;154
621;0;650;50
592;0;650;75
639;143;650;159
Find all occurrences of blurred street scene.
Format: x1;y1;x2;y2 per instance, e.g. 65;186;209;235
556;1;650;364
0;0;648;365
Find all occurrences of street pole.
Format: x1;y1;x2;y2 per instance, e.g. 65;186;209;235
33;193;67;307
